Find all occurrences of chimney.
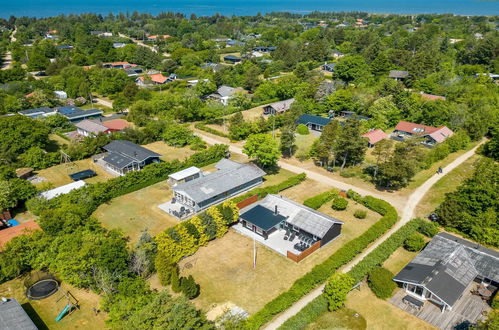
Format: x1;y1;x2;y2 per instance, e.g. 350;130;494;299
274;205;278;215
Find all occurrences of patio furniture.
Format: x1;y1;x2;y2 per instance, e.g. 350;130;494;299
403;295;424;310
289;233;296;241
478;286;493;299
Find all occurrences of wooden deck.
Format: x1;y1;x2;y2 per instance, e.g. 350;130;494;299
390;286;490;330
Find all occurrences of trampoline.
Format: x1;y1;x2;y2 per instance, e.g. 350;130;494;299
24;272;59;300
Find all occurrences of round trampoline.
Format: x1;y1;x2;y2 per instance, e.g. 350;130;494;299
24;272;59;300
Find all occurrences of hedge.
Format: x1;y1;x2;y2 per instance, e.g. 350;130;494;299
278;296;328;330
232;173;307;203
194;123;229;138
404;232;426;252
367;267;397;299
244;192;399;329
303;190;338;210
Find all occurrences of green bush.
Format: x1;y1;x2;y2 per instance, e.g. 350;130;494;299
354;210;367;219
367;267;397;299
296;124;309;135
245;192;398;329
304;190;338;210
404;232;426;252
171;265;181;292
332;197;348;210
232;173;307;203
339;169;356;178
324;273;356;311
492;291;499;309
180;275;200;299
418;220;439;238
347;189;363;203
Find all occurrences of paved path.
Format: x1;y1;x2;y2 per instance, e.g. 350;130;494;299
193;128;484;329
263;142;484;330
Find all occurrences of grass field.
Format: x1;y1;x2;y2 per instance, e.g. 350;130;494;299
93;181;178;244
294;133;318;159
35;158;115;188
0;276;107;330
142;141;196;162
178;180;380;314
383;246;418;275
414;155;479;218
306;307;367;330
346;285;436;330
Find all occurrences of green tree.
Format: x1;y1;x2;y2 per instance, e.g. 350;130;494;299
324;273;356;311
180;275;199;299
367;267;397;299
280;127;296;158
113;94;129;113
366;96;401;130
334;55;371;83
0;179;36;210
162;124;194;147
335;119;367;169
243;134;280;168
171;265;181;293
404;233;426;252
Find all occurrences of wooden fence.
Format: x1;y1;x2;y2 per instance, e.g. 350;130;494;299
287;240;321;262
236;195;259;209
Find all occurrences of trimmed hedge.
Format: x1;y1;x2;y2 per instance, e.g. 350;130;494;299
332;197;348;211
404;232;425;252
296;124;309;135
418;220;439;238
367;267;397;299
194;123;229;138
232;173;307;203
278;295;328;330
244;192;399;329
303;190;338;210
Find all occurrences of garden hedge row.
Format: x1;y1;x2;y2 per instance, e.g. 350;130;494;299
232;173;307;203
194;123;229;138
303;190;338;210
244;192;399;329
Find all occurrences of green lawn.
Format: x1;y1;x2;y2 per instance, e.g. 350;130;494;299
383;246;418;275
142;141;196;162
415;155;479;218
294;133;318;158
305;307;367;330
0;276;107;330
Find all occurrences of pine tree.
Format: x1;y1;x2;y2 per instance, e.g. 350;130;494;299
170;265;181;293
181;275;199;299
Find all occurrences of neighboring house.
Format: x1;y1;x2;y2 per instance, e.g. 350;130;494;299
102;119;131;132
393;232;499;312
227;39;244;47
55;106;103;122
103;61;136;69
338;111;370;120
201;62;225;72
392;121;454;147
54;90;67;99
253;46;276;53
208;85;245;105
296;114;331;132
389;70;410;81
172;159;265;212
100;140;161;176
322;62;336;72
362;129;388;147
0;298;38;329
57;45;74;50
147;34;171;41
40;181;87;200
168;166;202;186
331;50;345;59
263;98;295;115
91;31;112;37
136;73;169;86
223;55;242;64
75;119;109;137
113;42;126;48
18;107;56;118
419;92;446;101
245;51;263;59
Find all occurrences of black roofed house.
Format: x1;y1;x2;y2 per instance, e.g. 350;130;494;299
296;114;331;133
100;140;161;176
172;159;265;212
389;70;409;81
54;106;103;122
253;46;276;53
263;98;295;115
393;232;499;312
0;297;37;330
238;194;343;260
322;62;336;72
223;55;242;64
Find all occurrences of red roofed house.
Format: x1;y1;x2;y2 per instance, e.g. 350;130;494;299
0;221;41;251
136;73;168;86
362;129;388;148
392;121;453;147
102;119;131;132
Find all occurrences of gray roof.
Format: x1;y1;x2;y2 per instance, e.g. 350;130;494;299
240;194;343;238
103;140;160;169
394;233;499;307
389;70;409;79
0;298;37;330
264;98;295;113
75;119;108;134
18;107;54;116
174;159;266;204
216;85;239;98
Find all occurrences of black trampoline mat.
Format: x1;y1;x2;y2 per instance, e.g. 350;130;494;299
27;279;59;300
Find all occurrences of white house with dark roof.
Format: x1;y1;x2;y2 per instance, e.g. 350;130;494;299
171;159;265;212
207;86;245;105
100;140;161;176
393;232;499;312
263;98;295;115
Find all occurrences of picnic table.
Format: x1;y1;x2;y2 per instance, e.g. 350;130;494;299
403;295;424;310
478;286;493;298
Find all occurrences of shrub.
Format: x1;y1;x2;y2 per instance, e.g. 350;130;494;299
194;123;229;138
180;275;200;299
171;265;181;292
346;189;363;202
404;232;426;252
155;253;175;285
492;290;499;309
367;267;397;299
296;124;309;135
304;190;338;210
418;220;439;238
354;210;367;219
324;273;356;311
339;169;356;178
332;197;348;210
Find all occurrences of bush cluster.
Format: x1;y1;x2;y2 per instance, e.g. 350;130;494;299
417;220;439;237
332;197;348;210
367;267;397;299
354;210;367;219
303;190;338;210
404;232;426;251
245;192;398;329
296;124;310;135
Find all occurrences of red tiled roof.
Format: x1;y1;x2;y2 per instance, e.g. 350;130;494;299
149;73;168;84
428;126;454;143
420;93;446;101
362;129;388;145
0;221;41;251
103;119;131;131
394;121;439;135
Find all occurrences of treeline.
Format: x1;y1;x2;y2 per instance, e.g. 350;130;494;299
436;158;498;247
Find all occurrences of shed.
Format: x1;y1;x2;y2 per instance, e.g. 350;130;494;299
54;90;67;99
389;70;409;80
362;129;388;147
15;168;34;179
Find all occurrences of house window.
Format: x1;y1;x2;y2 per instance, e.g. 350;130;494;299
255;227;263;235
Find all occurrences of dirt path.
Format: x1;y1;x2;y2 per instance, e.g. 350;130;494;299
2;27;17;70
118;33;160;54
263;142;484;330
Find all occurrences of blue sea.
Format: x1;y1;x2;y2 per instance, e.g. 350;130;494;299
0;0;498;18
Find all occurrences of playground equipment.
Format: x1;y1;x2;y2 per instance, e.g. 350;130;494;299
24;272;59;300
55;290;79;322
